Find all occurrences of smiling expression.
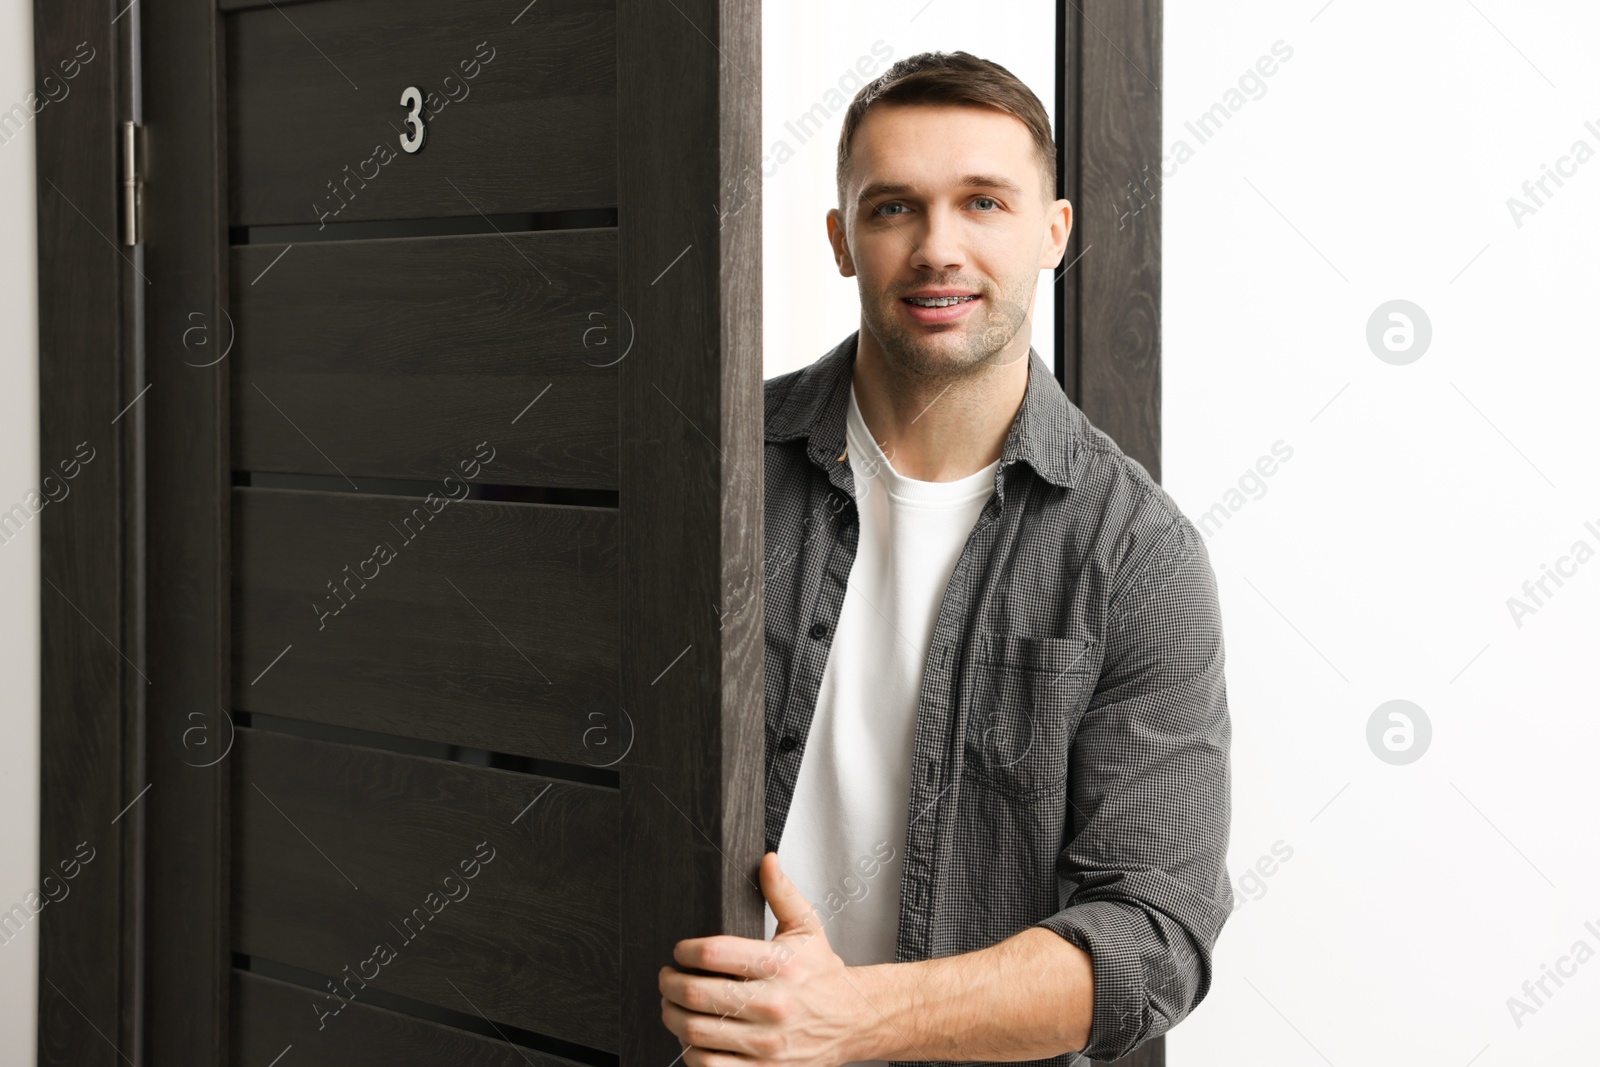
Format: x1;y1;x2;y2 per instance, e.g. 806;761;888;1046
828;102;1072;379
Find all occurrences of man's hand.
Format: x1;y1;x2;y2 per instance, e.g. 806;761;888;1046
658;852;868;1067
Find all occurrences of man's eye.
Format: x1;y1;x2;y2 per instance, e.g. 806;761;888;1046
873;198;999;216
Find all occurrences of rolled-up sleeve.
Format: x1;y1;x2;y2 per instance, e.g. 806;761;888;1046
1033;514;1233;1062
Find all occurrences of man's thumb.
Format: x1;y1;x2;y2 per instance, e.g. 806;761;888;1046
761;852;821;936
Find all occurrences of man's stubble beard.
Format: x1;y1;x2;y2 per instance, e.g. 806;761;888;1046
860;274;1034;383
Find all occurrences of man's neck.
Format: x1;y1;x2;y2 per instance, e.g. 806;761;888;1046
850;326;1031;483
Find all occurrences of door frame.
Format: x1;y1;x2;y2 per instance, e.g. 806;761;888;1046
1057;0;1164;486
33;2;144;1064
33;1;1163;1064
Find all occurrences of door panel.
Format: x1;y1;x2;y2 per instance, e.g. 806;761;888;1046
230;229;619;488
224;0;617;226
232;487;617;757
232;727;618;1049
231;970;596;1067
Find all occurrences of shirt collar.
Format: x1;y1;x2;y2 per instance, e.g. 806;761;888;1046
765;329;1077;501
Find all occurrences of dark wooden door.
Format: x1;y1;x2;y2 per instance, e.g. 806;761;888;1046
35;0;762;1064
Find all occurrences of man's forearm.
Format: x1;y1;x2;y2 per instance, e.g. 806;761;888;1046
842;926;1094;1063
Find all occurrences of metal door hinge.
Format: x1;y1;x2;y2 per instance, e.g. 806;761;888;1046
122;120;143;246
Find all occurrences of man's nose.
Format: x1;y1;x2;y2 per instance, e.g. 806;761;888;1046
909;208;967;275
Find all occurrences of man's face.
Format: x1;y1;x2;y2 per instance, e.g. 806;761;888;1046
828;103;1071;379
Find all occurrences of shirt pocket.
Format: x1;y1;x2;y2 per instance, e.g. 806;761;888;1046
961;631;1101;799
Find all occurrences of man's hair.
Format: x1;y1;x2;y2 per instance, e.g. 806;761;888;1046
835;51;1057;210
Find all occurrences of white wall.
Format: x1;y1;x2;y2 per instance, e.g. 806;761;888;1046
1163;1;1600;1063
0;0;41;1060
762;0;1056;380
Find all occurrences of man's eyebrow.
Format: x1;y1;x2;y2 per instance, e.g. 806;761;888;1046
856;173;1025;203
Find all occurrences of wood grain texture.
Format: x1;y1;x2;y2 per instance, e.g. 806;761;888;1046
616;2;767;1067
232;727;619;1050
33;5;130;1066
232;487;618;760
232;970;597;1067
225;0;616;226
1066;0;1162;484
230;228;618;488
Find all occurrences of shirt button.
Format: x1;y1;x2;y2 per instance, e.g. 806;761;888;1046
808;622;828;639
778;734;799;752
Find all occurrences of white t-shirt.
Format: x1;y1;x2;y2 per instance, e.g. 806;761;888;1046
765;380;998;1060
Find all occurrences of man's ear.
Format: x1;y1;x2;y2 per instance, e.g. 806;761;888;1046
1041;198;1074;269
826;209;856;278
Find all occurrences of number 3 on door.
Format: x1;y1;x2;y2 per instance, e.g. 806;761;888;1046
399;85;427;154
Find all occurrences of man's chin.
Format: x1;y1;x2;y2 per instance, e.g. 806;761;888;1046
880;334;998;377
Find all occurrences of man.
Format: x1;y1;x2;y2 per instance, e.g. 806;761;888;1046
659;51;1231;1067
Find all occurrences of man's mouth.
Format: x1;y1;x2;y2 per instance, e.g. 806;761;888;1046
903;294;980;308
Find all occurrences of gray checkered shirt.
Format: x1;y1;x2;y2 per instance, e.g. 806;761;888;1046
762;331;1232;1066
